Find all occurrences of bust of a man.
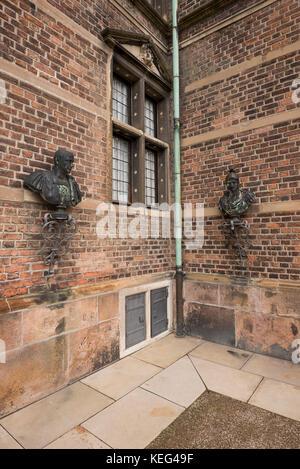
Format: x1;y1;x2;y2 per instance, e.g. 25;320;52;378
24;149;82;210
219;168;254;218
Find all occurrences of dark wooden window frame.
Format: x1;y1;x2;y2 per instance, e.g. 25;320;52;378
111;51;170;207
112;135;132;204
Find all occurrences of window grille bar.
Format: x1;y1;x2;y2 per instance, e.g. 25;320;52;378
145;148;157;206
112;76;130;124
112;136;130;203
144;97;156;137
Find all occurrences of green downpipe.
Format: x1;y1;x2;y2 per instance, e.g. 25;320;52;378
172;0;184;337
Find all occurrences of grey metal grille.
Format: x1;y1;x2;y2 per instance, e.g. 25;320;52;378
126;293;146;348
145;148;157;206
151;287;168;338
112;136;130;203
144;97;156;137
112;76;130;124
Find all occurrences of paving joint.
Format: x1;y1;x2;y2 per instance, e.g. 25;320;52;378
1;334;300;449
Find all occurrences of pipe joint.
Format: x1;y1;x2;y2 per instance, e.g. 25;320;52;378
174;117;181;130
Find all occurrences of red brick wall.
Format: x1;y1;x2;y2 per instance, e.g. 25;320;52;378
42;0;169;46
1;1;109;104
0;0;174;300
180;0;300;281
180;0;299;83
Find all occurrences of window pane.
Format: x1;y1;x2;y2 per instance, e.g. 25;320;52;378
112;76;130;124
112;136;130;203
145;148;157;206
144;97;156;137
146;0;162;14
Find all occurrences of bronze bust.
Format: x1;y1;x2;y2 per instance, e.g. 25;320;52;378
219;168;255;264
24;149;82;215
219;168;254;218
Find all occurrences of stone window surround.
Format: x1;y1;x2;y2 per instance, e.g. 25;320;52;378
119;279;173;358
110;49;170;207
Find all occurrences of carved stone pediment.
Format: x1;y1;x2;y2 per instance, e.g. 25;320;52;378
102;28;171;85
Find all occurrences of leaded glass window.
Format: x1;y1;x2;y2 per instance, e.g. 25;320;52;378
145;148;157;206
146;0;164;15
144;97;156;137
112;136;130;203
112;76;130;124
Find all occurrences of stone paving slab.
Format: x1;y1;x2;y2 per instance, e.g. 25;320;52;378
0;425;22;449
1;334;300;449
190;356;262;402
44;426;111;449
0;382;113;449
249;378;300;421
82;387;184;449
141;356;206;407
132;334;202;368
190;341;252;369
242;354;300;387
81;356;161;400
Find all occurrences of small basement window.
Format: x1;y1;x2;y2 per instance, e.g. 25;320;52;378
120;280;173;357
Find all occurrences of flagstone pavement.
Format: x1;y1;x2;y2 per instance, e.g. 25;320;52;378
1;333;300;449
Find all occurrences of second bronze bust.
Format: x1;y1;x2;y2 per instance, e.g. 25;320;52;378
219;168;254;219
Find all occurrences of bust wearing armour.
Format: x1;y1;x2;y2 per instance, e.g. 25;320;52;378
24;149;82;210
219;169;254;218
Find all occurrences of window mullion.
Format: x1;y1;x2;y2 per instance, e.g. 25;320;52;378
132;78;144;131
156;99;168;142
131;136;145;203
157;149;167;204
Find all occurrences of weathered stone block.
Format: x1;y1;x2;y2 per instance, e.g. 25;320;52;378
219;283;261;312
236;310;300;360
261;287;300;318
68;319;120;381
0;299;10;315
23;297;98;344
0;336;68;417
184;302;235;346
184;281;218;305
0;313;22;351
98;293;119;321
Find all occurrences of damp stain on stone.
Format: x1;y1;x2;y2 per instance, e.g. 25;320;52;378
227;350;239;357
55;317;66;335
232;289;248;305
265;290;277;298
92;340;119;372
34;289;72;306
227;350;250;359
243;318;253;333
291;323;298;336
269;343;289;361
49;303;64;310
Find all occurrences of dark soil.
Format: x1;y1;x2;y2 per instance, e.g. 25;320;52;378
147;391;300;449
